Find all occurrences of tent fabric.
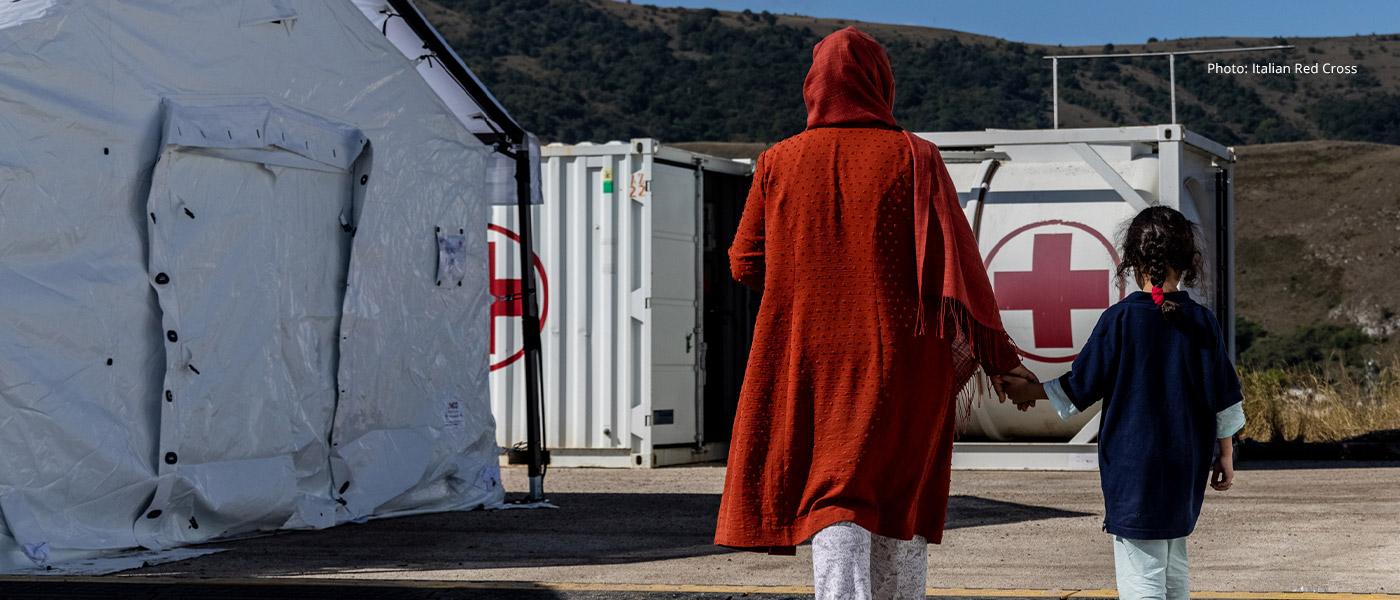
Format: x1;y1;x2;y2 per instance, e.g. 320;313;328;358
353;0;542;206
0;0;507;571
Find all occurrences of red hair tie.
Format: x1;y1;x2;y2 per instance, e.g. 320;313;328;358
1150;286;1166;306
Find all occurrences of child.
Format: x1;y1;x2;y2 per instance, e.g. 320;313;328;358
1001;206;1245;600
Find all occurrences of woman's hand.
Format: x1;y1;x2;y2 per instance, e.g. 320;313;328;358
1002;378;1043;411
1005;364;1038;384
990;364;1039;405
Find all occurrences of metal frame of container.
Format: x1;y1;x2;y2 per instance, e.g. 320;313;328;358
490;140;753;468
924;124;1236;470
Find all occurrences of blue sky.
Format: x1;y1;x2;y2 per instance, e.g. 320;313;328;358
631;1;1400;46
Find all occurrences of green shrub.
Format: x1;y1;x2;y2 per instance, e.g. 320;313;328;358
1236;316;1266;355
1240;322;1376;369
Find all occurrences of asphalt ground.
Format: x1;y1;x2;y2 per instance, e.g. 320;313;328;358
2;461;1397;599
3;579;1399;600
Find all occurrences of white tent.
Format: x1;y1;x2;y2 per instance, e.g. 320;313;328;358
0;0;535;571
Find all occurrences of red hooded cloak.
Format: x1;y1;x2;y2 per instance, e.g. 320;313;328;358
715;27;1020;552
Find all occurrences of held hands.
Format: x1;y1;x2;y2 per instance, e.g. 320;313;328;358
991;364;1041;412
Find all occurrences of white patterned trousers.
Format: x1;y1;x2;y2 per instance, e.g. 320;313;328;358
812;521;927;600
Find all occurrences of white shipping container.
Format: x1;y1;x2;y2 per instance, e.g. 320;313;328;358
489;140;754;467
492;125;1236;470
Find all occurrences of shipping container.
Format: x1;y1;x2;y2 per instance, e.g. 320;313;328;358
492;125;1235;470
489;140;755;467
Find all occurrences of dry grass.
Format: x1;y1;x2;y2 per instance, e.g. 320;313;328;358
1240;357;1400;443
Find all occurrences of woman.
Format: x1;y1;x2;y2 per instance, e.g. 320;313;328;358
714;27;1033;600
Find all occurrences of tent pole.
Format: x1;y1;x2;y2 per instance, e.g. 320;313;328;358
514;141;547;502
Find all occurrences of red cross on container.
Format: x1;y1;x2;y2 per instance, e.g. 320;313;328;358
487;223;549;372
994;233;1110;349
488;241;523;354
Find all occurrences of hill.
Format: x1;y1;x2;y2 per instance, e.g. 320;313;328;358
420;0;1398;364
421;0;1400;146
1234;140;1400;364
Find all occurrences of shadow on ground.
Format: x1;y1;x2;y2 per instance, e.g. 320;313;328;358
1238;430;1400;466
0;580;1040;600
944;495;1090;529
0;581;577;600
127;493;1088;578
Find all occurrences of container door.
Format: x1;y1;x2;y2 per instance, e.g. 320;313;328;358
1214;166;1234;355
647;163;701;445
702;170;757;444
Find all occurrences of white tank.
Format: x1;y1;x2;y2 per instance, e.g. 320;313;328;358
926;125;1236;441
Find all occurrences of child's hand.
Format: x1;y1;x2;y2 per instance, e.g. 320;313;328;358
1210;454;1234;491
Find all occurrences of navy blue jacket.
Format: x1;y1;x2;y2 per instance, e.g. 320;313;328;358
1057;291;1243;540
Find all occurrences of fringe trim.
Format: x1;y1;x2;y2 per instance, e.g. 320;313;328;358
929;296;1024;436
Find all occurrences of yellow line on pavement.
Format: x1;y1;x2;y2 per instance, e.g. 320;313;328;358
1064;591;1399;600
0;575;1393;599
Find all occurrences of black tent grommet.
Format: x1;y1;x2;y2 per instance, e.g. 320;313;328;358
103;148;109;155
360;175;369;185
164;452;178;465
166;330;178;343
165;390;173;403
106;358;113;366
146;510;162;519
155;273;170;285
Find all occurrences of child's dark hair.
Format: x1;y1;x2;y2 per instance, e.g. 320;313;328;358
1116;206;1203;324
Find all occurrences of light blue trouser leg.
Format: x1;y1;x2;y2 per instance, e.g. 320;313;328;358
1164;537;1190;600
1113;535;1190;600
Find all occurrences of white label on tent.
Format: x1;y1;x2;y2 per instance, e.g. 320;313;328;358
443;399;464;430
436;232;467;286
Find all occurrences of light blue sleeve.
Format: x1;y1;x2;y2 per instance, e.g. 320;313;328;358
1216;401;1246;439
1044;378;1081;421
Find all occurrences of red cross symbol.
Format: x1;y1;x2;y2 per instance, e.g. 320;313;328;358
489;241;523;354
994;233;1110;349
487;224;549;371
